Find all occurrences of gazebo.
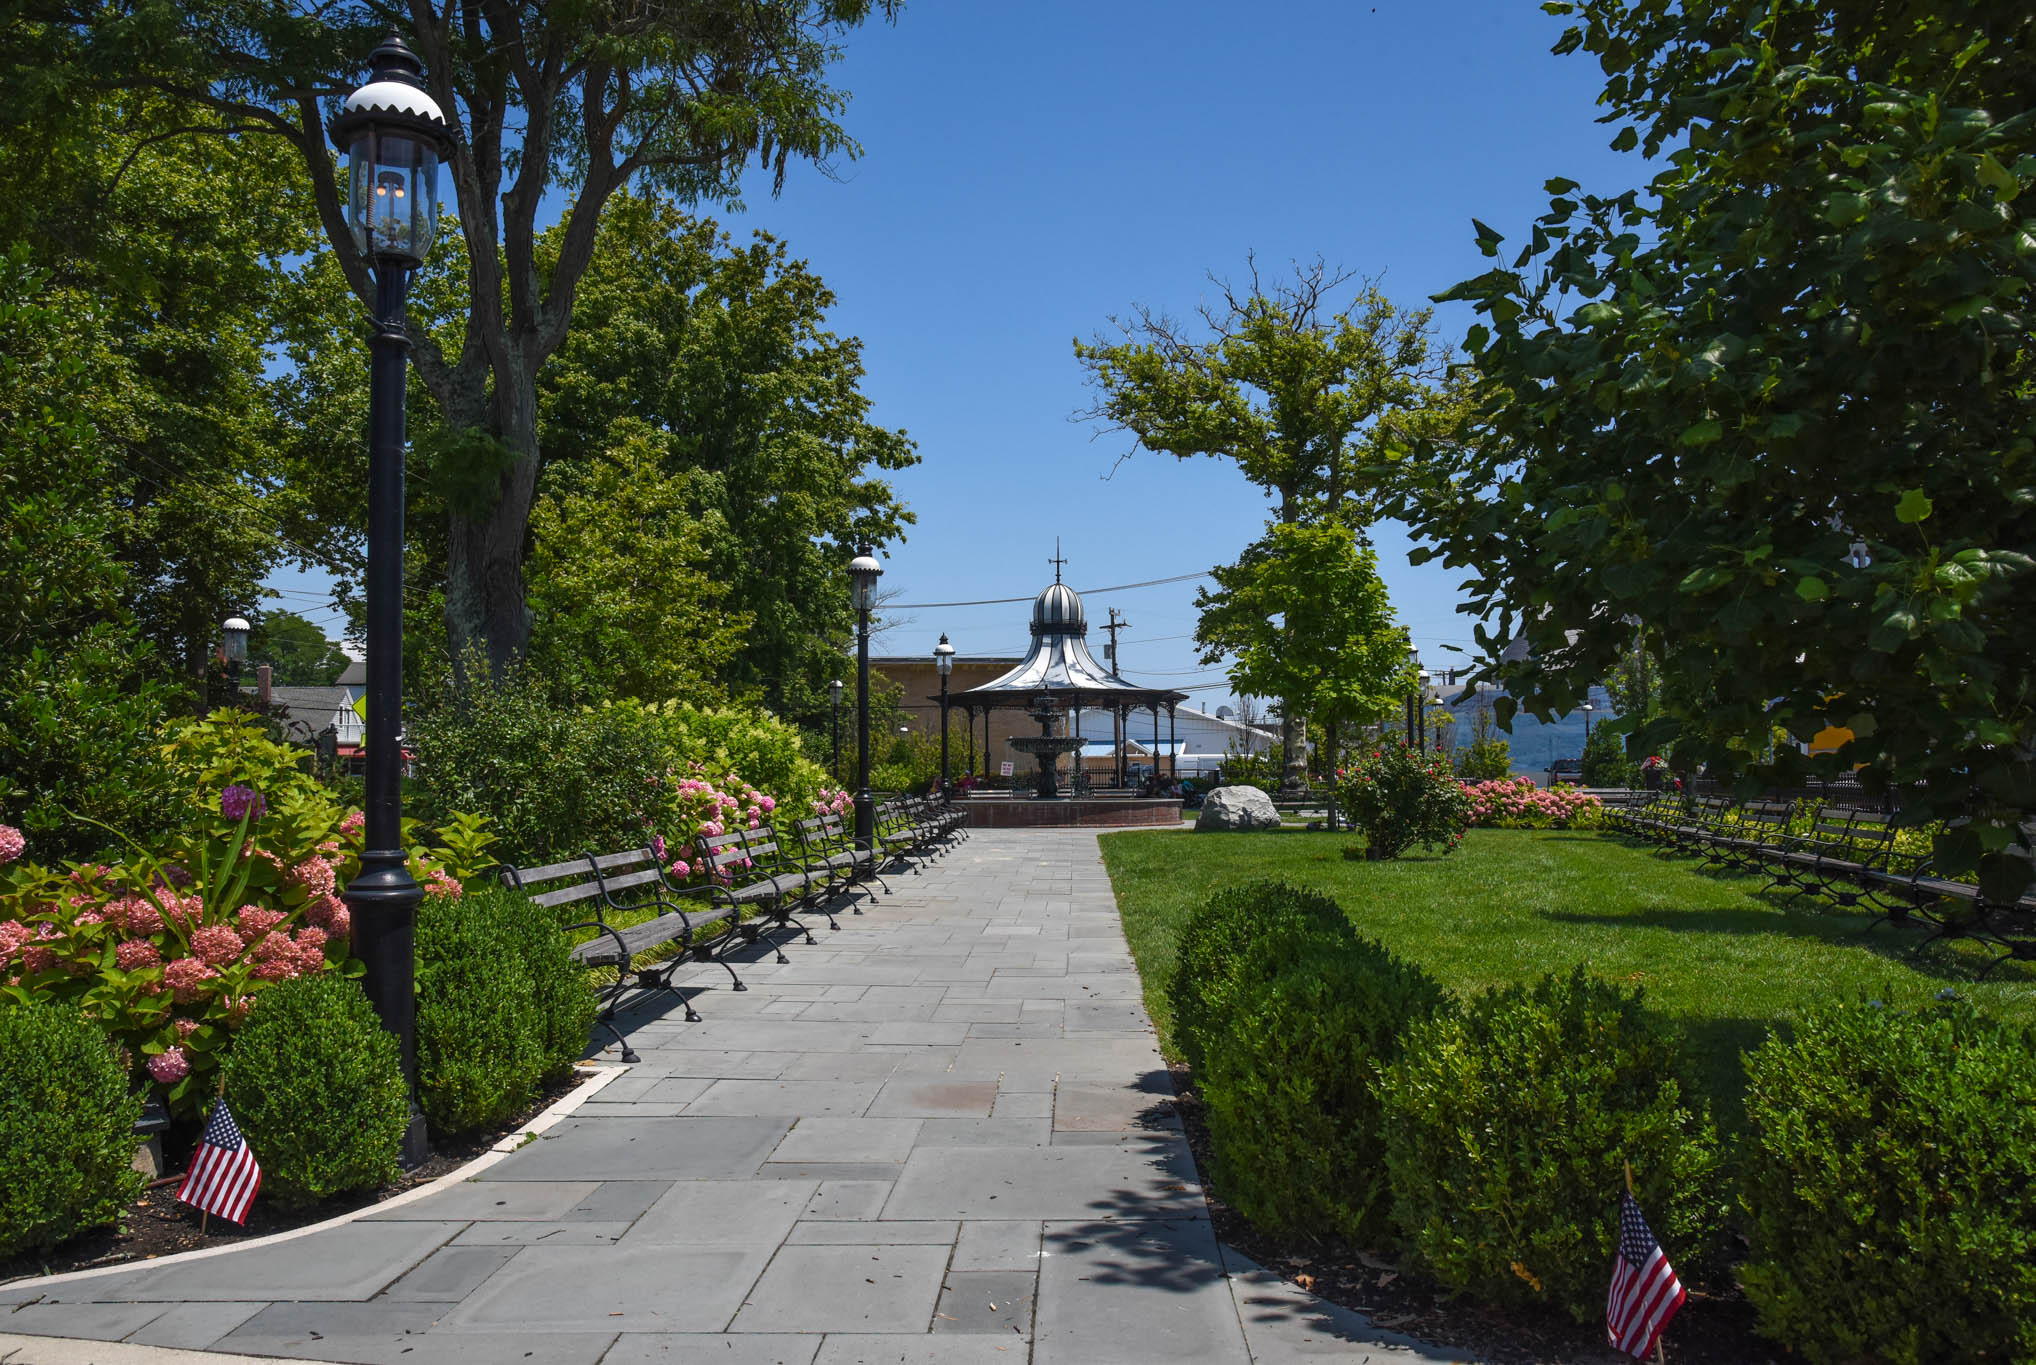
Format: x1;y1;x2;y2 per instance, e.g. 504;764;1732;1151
945;566;1188;794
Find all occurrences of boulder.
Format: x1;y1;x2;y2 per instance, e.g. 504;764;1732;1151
1195;784;1282;833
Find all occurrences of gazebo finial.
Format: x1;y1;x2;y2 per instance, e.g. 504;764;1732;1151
1048;537;1066;584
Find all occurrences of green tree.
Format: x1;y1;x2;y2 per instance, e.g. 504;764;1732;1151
1401;2;2036;898
1076;259;1447;762
22;1;900;678
250;610;353;687
1193;522;1411;780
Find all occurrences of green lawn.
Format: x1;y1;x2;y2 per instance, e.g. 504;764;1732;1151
1098;826;2036;1131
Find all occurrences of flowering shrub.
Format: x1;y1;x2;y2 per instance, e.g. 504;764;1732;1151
0;719;492;1117
1339;742;1473;860
812;786;853;818
1462;777;1606;830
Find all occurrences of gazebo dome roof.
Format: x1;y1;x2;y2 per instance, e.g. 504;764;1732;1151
1031;582;1086;637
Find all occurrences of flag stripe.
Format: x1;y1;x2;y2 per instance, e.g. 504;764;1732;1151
1607;1193;1684;1359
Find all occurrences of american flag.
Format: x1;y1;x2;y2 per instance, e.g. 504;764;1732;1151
177;1099;262;1225
1607;1192;1685;1358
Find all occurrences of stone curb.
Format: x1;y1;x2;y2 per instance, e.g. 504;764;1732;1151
0;1332;289;1363
0;1062;628;1294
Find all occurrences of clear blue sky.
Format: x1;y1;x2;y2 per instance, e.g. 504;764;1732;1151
276;1;1644;706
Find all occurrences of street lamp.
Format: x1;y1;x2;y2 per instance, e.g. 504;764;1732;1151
934;634;954;802
1583;699;1596;743
1416;668;1431;751
222;616;250;700
849;546;883;851
328;29;450;1167
829;679;844;780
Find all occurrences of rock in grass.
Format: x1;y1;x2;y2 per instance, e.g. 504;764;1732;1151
1196;785;1281;832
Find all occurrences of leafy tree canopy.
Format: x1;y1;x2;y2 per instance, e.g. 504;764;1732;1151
250;611;353;688
1397;2;2036;896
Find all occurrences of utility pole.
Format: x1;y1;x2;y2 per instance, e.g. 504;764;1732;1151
1103;609;1129;788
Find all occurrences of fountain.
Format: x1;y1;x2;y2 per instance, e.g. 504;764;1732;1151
1007;693;1087;799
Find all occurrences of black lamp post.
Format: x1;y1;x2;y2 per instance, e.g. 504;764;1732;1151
1417;668;1431;751
329;30;449;1167
222;616;250;701
934;634;954;802
849;546;883;850
1583;700;1595;744
829;678;844;780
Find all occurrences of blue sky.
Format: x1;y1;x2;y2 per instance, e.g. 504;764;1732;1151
276;1;1645;707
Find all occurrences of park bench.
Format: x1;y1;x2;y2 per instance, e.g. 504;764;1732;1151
1757;805;1901;911
795;809;891;907
694;824;829;963
1701;800;1796;872
499;848;743;1063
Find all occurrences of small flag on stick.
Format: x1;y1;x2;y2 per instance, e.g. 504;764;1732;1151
1607;1191;1685;1359
177;1098;262;1226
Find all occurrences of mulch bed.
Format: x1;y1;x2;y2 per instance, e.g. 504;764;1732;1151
1164;1060;1786;1365
0;1069;589;1287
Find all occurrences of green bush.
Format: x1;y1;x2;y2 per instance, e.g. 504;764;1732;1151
1454;703;1512;781
1580;722;1632;788
1199;935;1447;1244
1379;967;1724;1321
1339;741;1471;860
223;974;406;1208
416;883;596;1134
0;1004;143;1255
1166;880;1356;1075
1738;1000;2036;1365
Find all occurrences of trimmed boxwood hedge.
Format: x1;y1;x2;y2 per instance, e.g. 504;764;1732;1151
0;1003;143;1255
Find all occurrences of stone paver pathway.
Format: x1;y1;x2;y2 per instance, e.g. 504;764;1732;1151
1;829;1465;1364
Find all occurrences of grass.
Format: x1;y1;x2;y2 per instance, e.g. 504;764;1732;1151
1098;826;2036;1132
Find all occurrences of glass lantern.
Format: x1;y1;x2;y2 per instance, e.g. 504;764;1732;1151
330;32;450;268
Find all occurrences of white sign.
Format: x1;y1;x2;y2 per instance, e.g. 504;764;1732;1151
999;761;1015;777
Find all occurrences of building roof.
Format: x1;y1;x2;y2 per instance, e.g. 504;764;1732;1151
949;574;1186;710
240;685;360;746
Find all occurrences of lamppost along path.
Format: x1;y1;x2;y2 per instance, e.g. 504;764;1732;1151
850;546;882;851
934;633;954;802
829;677;844;781
329;30;450;1165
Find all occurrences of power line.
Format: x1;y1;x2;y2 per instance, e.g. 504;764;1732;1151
889;569;1211;610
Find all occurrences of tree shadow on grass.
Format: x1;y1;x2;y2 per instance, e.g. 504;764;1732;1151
1537;903;2032;986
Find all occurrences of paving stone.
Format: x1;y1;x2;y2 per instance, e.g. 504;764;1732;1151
865;1077;999;1118
868;1020;973;1045
1053;1083;1182;1133
604;1334;822;1365
444;1244;773;1332
933;1269;1037;1334
911;1117;1051;1148
564;1179;673;1222
626;1178;816;1246
803;1179;893;1220
629;1050;780;1079
771;1116;922;1164
754;1161;904;1182
776;1052;907;1082
366;1179;602;1222
992;1090;1053;1119
785;1219;957;1245
727;1243;949;1334
0;1302;166;1338
450;1221;632;1246
488;1116;791;1181
1034;1218;1247;1364
58;1219;466;1302
884;1143;1203;1220
381;1245;520;1301
217;1303;614;1364
687;1079;882;1117
952;1220;1043;1272
1219;1245;1474;1362
122;1300;266;1350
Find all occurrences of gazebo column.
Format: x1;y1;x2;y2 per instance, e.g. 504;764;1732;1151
1152;703;1161;789
963;706;975;776
1168;704;1177;781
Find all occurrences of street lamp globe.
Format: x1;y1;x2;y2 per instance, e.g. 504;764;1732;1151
329;33;450;267
933;634;954;677
830;678;843;705
849;546;883;611
222;617;251;665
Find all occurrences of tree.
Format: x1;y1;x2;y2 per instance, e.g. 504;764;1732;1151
1076;258;1448;762
1401;2;2036;898
24;0;899;677
250;611;352;688
1193;522;1412;780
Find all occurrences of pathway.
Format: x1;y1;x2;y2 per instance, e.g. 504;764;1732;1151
1;829;1464;1365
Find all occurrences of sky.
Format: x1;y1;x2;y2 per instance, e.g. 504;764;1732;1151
273;1;1647;709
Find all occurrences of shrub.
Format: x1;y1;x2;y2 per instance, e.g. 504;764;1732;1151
1198;936;1448;1244
1580;721;1631;788
1166;880;1356;1074
1339;741;1471;860
1454;703;1512;780
1462;776;1605;829
1379;967;1725;1322
1738;1000;2036;1365
416;883;596;1133
222;973;406;1208
0;1003;143;1255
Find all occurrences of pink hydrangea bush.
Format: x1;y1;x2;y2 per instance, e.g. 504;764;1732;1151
658;767;786;887
1461;777;1606;830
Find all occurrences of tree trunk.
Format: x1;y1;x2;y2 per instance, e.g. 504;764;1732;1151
444;372;541;680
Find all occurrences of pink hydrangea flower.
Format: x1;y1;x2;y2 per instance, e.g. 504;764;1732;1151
760;796;776;813
174;1018;200;1040
116;939;162;971
669;859;691;878
0;824;23;863
424;869;462;900
73;908;105;926
251;956;300;981
147;1047;191;1084
190;924;245;967
0;920;30;963
107;896;164;936
340;810;366;836
164;957;220;1002
236;906;286;939
219;784;266;821
252;930;296;963
290;857;338;898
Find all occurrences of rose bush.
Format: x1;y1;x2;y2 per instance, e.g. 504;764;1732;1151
1462;777;1605;830
1339;742;1472;860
